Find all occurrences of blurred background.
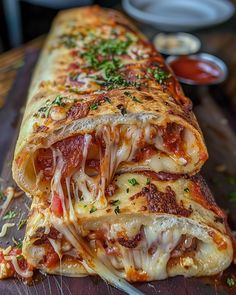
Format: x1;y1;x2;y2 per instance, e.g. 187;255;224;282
0;0;235;52
0;0;120;51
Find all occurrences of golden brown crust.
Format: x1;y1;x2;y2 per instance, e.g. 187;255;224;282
12;6;208;196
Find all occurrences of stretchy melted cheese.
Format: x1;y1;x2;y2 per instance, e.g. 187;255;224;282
22;173;233;282
12;6;208;210
8;6;234;293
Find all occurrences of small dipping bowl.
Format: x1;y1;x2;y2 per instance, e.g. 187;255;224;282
153;32;201;56
166;53;227;85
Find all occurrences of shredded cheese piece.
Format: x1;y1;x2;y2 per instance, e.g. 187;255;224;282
5;256;33;278
48;238;62;259
2;246;12;256
0;186;23;219
0;223;15;238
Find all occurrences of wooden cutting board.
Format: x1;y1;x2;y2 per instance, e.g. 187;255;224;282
0;48;235;295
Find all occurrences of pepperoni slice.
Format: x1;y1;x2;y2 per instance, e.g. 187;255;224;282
36;135;84;179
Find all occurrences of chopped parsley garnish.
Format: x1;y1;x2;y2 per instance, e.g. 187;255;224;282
104;75;141;90
3;210;16;220
38;106;48;113
51;95;64;107
147;68;170;84
79;36;142;90
12;237;23;249
99;58;122;79
184;187;190;193
124;91;142;103
38;95;66;117
16;255;24;260
90;103;98;110
229;191;236;202
128;178;139;186
227;277;235;288
126;188;129;193
114;206;120;215
60;33;81;48
99;38;132;56
83;37;132;66
105;97;111;104
110;200;120;206
90;206;97;214
146;178;151;185
17;218;27;230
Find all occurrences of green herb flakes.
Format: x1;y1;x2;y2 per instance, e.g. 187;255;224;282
184;188;190;193
114;206;120;215
51;95;64;107
90;206;97;214
12;237;23;249
146;178;151;185
227;277;235;288
80;36;139;90
90;103;98;110
128;178;139;186
105;97;111;104
124;91;142;103
124;91;131;96
38;95;66;117
16;255;24;260
3;210;16;220
60;33;81;48
17;218;27;230
110;200;120;206
148;68;170;84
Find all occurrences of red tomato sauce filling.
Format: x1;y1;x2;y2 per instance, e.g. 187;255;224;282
35;123;186;183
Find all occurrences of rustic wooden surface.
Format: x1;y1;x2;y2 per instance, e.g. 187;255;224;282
0;36;44;109
1;6;236;295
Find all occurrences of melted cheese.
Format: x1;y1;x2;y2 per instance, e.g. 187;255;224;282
84;217;233;281
50;149;66;214
50;215;144;295
5;256;33;278
0;223;15;238
35;122;200;212
49;238;62;259
103;223;182;280
0;186;22;219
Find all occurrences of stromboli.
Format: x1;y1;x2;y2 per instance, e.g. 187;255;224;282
1;5;233;292
12;6;207;210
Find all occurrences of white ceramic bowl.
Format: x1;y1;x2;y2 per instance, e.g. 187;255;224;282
122;0;235;31
153;32;201;55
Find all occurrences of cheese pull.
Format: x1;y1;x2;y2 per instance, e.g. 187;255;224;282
21;173;233;287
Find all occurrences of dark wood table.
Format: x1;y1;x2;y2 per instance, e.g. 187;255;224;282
0;5;236;295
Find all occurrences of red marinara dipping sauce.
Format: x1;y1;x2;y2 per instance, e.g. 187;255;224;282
169;55;225;84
